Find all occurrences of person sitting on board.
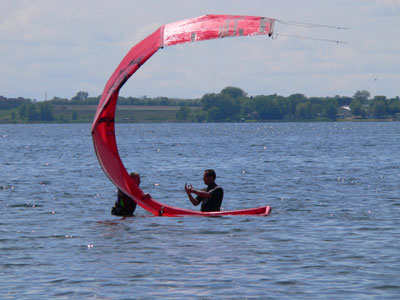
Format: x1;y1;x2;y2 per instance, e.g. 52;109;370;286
111;172;150;217
185;169;224;212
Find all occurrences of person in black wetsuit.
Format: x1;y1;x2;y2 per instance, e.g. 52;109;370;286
111;172;149;217
185;169;224;212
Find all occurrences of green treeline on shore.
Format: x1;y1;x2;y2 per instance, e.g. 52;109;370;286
1;87;399;123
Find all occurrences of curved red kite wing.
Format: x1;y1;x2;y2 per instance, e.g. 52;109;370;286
91;15;274;216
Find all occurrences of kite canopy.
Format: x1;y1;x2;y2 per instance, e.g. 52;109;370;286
91;15;274;216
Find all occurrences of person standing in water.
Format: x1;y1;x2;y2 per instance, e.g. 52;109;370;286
111;172;150;217
185;169;224;212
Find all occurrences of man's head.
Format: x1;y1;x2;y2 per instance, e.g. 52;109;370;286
130;172;141;186
203;169;216;185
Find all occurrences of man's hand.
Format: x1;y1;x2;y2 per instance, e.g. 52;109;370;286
185;183;194;194
185;183;200;206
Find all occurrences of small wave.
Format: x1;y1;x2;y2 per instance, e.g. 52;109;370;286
7;203;41;208
3;263;32;268
276;280;298;286
373;284;400;290
198;229;227;235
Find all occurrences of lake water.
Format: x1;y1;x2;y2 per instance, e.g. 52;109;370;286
1;122;399;299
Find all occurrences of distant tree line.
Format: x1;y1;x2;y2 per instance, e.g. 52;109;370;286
17;101;55;122
176;87;400;122
0;96;30;109
49;91;200;107
1;88;399;123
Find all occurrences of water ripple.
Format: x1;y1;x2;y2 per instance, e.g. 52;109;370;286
1;123;400;299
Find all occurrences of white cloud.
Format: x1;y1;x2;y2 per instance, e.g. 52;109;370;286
0;0;399;99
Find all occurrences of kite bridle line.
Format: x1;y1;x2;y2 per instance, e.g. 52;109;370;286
273;18;349;44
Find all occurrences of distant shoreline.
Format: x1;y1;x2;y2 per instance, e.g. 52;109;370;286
1;106;397;125
1;104;399;124
1;87;399;123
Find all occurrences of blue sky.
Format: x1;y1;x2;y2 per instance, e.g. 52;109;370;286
1;0;399;100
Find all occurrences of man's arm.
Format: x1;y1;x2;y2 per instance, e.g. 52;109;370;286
191;189;212;199
185;183;211;206
187;192;200;206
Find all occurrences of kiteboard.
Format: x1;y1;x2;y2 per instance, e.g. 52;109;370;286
91;15;274;217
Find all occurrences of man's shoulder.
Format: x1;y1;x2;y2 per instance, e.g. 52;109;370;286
214;183;223;190
210;185;223;194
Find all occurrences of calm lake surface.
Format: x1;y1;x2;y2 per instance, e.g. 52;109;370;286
1;122;399;299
